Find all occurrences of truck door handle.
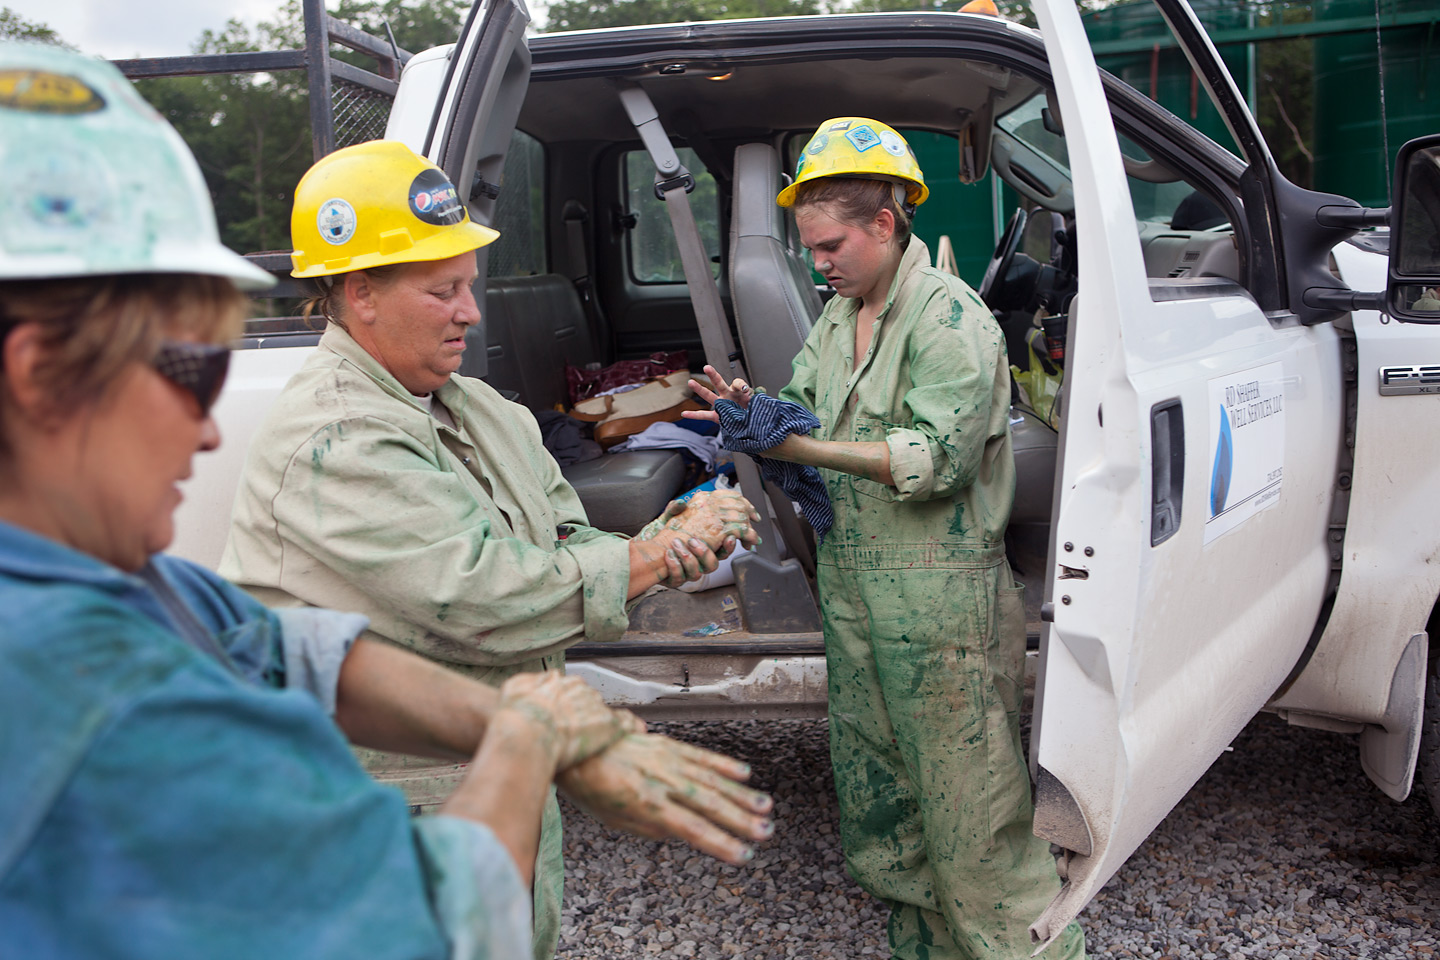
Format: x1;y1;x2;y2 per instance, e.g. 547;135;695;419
1150;399;1184;546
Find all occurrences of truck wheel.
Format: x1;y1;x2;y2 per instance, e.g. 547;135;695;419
1423;654;1440;822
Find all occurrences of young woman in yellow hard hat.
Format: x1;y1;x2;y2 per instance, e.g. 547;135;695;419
689;118;1087;960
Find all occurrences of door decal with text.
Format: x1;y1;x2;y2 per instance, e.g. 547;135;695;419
1205;361;1285;544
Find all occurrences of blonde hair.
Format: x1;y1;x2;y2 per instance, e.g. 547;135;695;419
790;177;914;247
301;264;408;332
0;274;245;452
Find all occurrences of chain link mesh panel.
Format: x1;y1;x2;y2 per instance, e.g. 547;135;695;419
332;78;393;150
486;131;547;278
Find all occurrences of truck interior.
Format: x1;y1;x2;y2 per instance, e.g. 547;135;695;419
464;36;1251;633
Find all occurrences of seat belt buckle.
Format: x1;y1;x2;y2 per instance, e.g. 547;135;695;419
654;172;696;201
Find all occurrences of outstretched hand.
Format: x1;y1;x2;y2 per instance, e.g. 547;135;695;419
557;732;775;865
683;364;755;425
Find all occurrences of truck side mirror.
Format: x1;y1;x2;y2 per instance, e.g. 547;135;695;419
1389;134;1440;322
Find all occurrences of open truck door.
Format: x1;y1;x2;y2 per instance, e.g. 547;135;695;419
1027;0;1346;943
391;0;531;380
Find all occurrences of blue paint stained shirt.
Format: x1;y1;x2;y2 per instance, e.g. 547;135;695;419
0;520;530;959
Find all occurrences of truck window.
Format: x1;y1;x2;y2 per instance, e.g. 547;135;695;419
622;147;720;283
996;92;1223;230
487;129;547;279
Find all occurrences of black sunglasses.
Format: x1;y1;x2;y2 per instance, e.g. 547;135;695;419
151;340;231;417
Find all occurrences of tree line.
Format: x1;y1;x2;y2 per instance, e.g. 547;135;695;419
2;0;1318;259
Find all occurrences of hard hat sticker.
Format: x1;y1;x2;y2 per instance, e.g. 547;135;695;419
844;125;880;152
317;198;358;246
805;134;829;156
0;69;106;114
28;190;88;227
409;168;465;227
878;130;908;158
827;120;854;132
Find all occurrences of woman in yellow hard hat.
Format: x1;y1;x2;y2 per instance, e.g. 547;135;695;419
689;118;1087;959
221;139;770;960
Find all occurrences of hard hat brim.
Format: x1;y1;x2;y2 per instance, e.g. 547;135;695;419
165;243;278;291
291;218;499;279
776;175;929;209
1;242;277;291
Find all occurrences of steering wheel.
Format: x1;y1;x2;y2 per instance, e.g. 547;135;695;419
978;208;1027;311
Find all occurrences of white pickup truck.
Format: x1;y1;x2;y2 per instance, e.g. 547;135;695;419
157;0;1440;942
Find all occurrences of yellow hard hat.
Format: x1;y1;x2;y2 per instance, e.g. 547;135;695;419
290;140;499;278
777;118;928;208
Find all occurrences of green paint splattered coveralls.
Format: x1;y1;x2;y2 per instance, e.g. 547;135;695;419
221;325;634;960
780;239;1084;960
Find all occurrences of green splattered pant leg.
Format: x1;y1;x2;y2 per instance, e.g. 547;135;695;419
532;787;563;960
820;559;1085;960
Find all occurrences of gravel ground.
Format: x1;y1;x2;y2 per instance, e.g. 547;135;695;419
556;714;1439;959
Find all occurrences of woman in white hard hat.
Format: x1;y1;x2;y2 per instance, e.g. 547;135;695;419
688;118;1087;959
0;42;769;959
220;139;768;959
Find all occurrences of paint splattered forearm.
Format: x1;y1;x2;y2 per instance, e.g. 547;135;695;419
766;435;894;487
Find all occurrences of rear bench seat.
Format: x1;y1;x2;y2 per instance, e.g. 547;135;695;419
475;274;685;535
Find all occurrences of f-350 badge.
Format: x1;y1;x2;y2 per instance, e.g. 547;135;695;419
1379;365;1440;396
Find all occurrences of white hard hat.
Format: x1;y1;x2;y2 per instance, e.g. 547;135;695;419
0;42;274;290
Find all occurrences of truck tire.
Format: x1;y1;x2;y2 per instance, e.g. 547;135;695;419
1423;653;1440;823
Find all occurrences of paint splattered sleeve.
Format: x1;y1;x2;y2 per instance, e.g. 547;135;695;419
412;815;533;960
266;416;629;667
153;556;367;715
886;289;1010;501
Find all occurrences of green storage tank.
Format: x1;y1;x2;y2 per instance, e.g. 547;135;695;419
1084;0;1253;156
905;129;1000;288
1314;0;1440;207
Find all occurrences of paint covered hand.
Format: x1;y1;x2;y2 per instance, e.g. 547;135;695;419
635;498;688;542
497;673;642;771
556;733;775;865
656;535;722;588
661;489;761;554
635;491;754;586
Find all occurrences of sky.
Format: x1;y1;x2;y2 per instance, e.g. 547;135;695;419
5;0;294;58
6;0;555;59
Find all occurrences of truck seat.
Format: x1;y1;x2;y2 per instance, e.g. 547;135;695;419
729;143;824;394
1009;403;1057;525
479;273;685;534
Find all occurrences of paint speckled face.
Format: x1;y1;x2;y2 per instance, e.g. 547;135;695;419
794;204;893;304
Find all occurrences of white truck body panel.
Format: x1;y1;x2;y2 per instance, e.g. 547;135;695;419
1028;0;1345;943
1270;240;1439;799
384;45;453;152
172;345;315;570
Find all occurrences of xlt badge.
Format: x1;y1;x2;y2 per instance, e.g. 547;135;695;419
1378;364;1440;396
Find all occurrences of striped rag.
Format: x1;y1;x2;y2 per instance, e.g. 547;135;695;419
713;395;834;544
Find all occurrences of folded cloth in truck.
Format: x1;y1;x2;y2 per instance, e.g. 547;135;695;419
611;421;723;471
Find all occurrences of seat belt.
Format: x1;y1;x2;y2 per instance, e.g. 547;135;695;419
561;199;609;357
618;83;821;623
